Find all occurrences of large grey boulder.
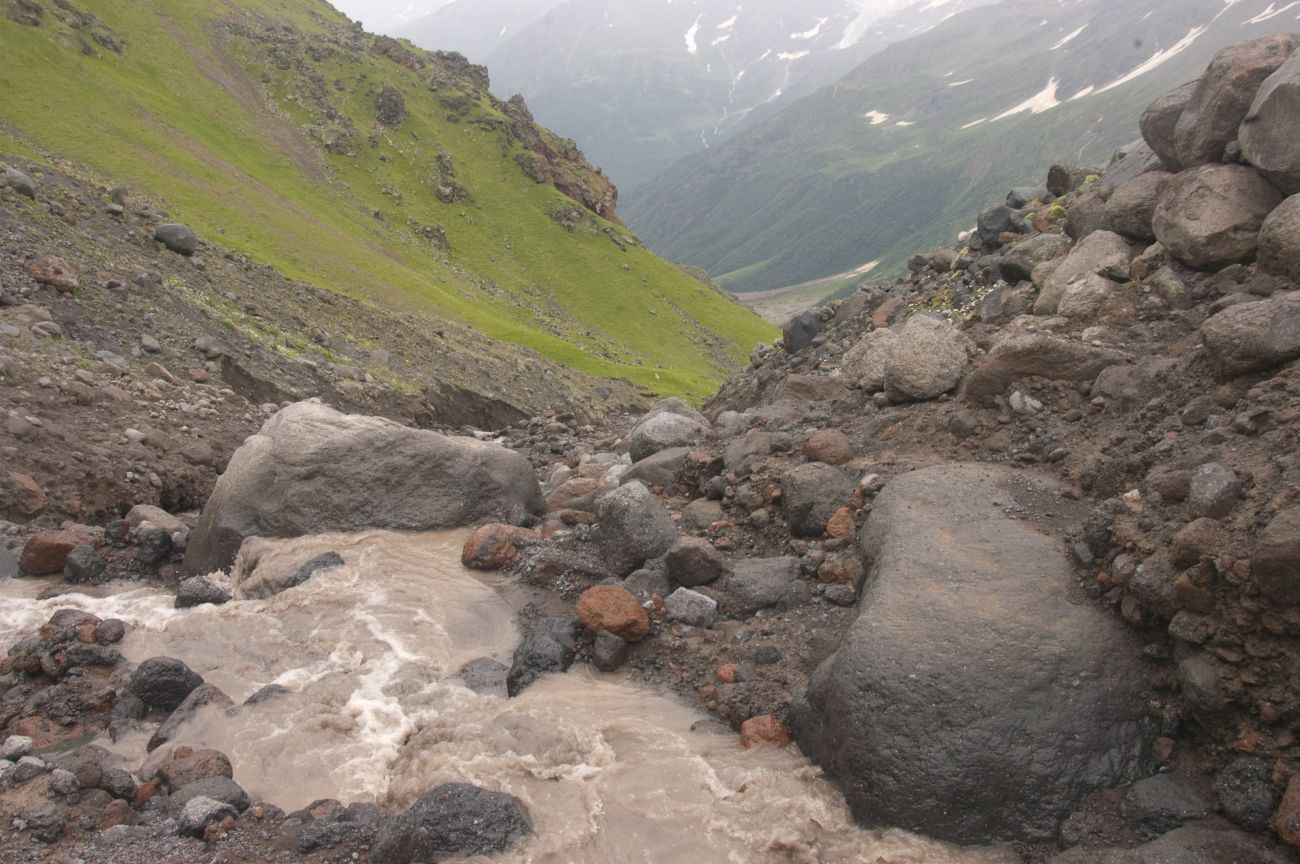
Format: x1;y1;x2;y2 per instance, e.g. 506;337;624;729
963;330;1131;405
182;402;543;576
627;412;707;462
1241;51;1300;195
791;464;1154;844
1258;193;1300;283
1172;34;1299;168
1101;171;1172;241
1000;233;1072;283
371;784;532;864
1034;231;1133;315
1200;290;1300;379
154;223;199;256
839;329;900;392
1140;81;1198;171
883;315;973;402
594;481;676;576
3;166;36;200
1098;141;1165;201
1152;165;1282;271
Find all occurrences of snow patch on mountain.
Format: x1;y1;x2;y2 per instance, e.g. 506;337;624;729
1245;1;1300;23
685;15;702;54
792;17;829;40
989;77;1061;122
863;110;890;124
1096;26;1207;93
1051;24;1087;49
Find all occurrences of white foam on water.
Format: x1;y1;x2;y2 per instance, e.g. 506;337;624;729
0;532;1019;863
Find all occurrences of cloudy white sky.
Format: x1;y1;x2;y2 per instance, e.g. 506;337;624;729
329;0;455;32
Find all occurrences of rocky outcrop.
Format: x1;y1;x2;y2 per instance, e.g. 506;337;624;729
182;401;544;575
963;330;1130;405
792;464;1154;844
1172;35;1299;169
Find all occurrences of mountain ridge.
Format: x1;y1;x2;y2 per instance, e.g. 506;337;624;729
626;0;1300;298
0;0;775;401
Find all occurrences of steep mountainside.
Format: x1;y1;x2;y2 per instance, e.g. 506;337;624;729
626;0;1300;296
0;0;774;401
400;0;997;191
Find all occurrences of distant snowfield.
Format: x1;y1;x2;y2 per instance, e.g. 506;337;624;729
863;110;890;124
1051;24;1087;50
1096;26;1207;93
991;77;1061;122
685;16;702;55
1246;1;1300;23
791;17;830;40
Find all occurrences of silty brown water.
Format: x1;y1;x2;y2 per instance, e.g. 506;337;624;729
0;530;1015;864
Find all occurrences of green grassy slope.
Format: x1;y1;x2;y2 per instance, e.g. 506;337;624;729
0;0;774;401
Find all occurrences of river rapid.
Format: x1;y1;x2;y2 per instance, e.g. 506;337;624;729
0;530;1016;864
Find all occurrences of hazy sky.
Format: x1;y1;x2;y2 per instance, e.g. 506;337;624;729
329;0;454;33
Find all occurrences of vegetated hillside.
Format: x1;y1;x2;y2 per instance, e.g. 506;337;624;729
400;0;998;192
0;0;774;402
626;0;1300;296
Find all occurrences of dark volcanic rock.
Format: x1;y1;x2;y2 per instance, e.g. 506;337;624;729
128;656;203;713
370;783;531;863
175;575;231;609
154;223;198;255
781;463;853;538
791;464;1154;844
506;617;577;696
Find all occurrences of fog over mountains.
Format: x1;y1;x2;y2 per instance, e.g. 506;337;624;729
398;0;998;190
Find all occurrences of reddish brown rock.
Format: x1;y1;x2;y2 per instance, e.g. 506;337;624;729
19;529;92;575
546;477;603;511
740;715;790;749
715;663;739;684
461;523;538;571
6;471;46;516
25;255;79;290
803;429;852;466
157;747;233;790
1172;518;1226;569
826;507;856;541
1276;775;1300;848
576;585;650;642
99;798;138;830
